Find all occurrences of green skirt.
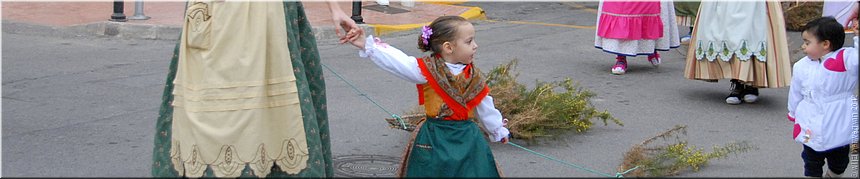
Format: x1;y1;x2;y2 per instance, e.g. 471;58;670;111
150;2;332;177
400;118;502;177
674;1;700;27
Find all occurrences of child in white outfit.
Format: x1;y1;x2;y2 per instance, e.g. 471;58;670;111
787;16;858;178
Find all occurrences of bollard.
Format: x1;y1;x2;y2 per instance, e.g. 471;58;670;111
351;0;364;24
129;0;150;20
109;0;127;22
401;0;415;8
376;0;389;6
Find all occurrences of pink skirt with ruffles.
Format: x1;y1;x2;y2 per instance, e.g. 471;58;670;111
597;1;663;40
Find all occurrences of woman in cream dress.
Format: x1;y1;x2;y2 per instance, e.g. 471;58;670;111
151;1;360;177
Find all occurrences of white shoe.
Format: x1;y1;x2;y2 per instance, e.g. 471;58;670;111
611;66;626;75
726;97;742;105
680;35;692;44
743;94;758;103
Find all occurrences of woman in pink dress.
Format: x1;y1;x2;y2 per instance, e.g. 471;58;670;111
594;0;680;75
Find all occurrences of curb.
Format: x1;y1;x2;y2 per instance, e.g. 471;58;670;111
1;20;374;43
87;22;374;42
418;0;469;5
73;22;181;40
369;5;486;37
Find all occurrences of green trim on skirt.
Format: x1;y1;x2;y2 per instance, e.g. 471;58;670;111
150;2;332;177
405;118;501;177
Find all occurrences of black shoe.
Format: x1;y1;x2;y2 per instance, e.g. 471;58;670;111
726;80;745;105
743;85;759;103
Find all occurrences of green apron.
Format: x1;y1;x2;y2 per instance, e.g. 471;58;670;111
403;118;501;177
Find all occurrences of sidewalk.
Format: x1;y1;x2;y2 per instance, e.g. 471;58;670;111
1;0;485;41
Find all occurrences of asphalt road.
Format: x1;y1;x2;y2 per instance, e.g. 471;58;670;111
3;1;857;177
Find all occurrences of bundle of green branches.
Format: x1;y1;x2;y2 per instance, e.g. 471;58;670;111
618;125;757;177
782;1;823;31
484;60;622;141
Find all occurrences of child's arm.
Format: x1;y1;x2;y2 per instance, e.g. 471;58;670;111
786;59;806;122
348;31;427;84
475;95;510;143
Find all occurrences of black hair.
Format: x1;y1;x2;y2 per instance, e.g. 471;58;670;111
803;16;845;51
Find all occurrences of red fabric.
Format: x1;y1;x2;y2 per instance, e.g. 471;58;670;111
787;113;795;122
416;58;488;120
824;50;847;72
416;84;425;105
793;123;801;139
463;64;472;79
466;86;490;112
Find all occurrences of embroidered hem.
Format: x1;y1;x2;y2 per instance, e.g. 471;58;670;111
170;140;310;177
694;40;768;62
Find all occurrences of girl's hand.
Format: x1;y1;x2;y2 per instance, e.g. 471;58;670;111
346;28;366;50
500;118;510;144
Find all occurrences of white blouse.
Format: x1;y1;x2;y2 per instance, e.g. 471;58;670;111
787;36;859;151
358;35;510;142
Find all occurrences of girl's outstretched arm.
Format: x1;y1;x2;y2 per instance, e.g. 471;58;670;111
357;35;427;84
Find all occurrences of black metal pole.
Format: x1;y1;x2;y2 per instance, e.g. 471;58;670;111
351;0;364;24
110;0;127;22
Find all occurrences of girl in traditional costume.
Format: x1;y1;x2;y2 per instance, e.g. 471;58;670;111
683;1;792;105
594;0;681;75
151;1;360;177
347;16;511;177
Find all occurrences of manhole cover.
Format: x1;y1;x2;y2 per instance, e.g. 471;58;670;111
333;154;400;177
363;5;410;14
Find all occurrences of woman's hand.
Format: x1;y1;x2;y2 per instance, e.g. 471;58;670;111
327;1;363;44
851;17;860;36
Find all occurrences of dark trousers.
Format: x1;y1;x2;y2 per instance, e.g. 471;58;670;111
802;144;850;177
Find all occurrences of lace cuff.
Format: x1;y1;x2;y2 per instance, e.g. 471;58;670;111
490;126;510;142
359;35;389;58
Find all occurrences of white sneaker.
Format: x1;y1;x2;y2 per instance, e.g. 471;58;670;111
680;35;692;44
743;94;758;103
726;97;742;105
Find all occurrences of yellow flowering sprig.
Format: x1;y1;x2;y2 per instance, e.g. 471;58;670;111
619;125;757;177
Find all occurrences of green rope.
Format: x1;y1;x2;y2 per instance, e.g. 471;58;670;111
507;142;639;178
322;62;638;177
321;63;407;130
